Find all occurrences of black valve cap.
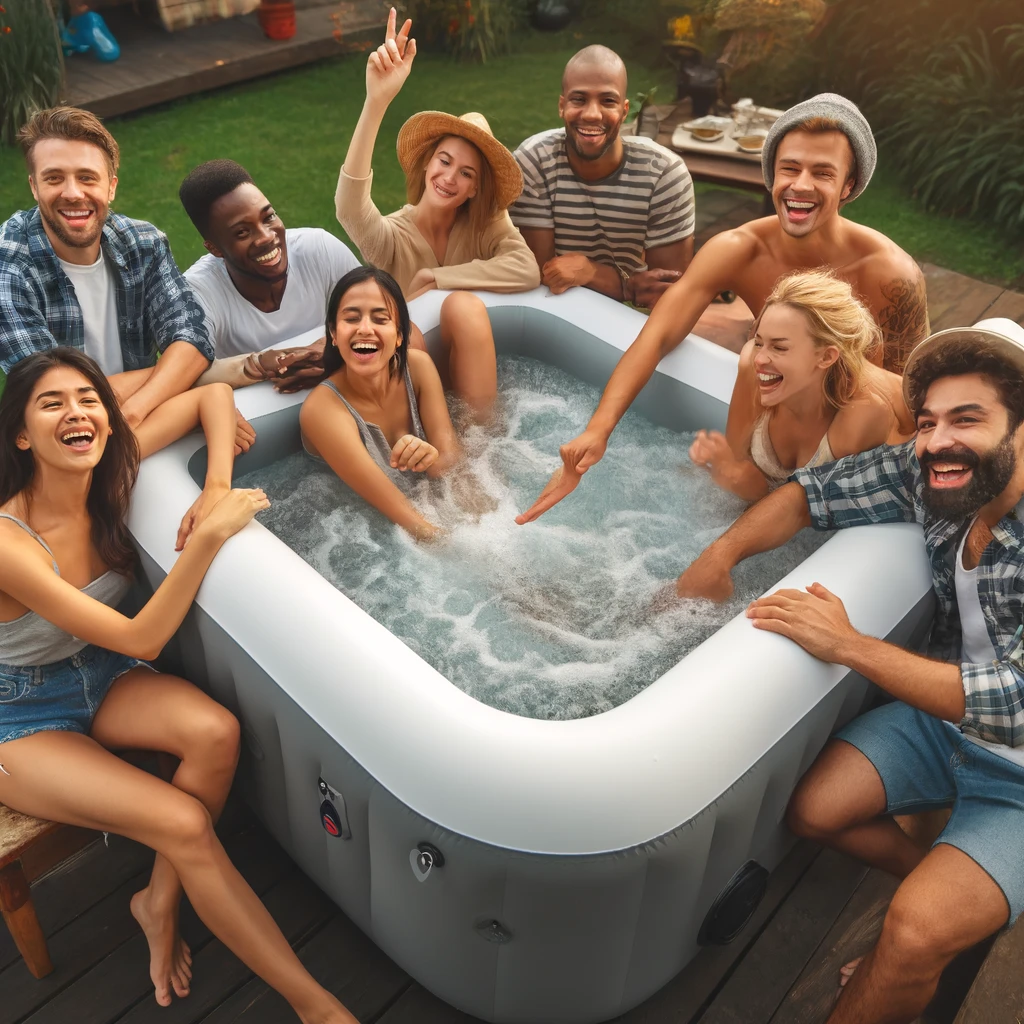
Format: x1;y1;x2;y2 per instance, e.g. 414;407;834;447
320;799;342;837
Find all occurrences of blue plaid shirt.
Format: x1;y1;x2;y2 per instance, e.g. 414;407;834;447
0;207;213;374
793;440;1024;748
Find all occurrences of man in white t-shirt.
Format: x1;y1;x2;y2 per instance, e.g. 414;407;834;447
678;318;1024;1024
179;160;359;390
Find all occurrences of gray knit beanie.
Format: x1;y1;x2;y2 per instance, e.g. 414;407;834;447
761;93;877;203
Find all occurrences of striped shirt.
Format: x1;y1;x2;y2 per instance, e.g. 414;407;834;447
793;440;1024;749
510;129;695;278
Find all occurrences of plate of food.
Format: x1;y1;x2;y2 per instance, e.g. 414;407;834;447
682;115;733;143
735;131;768;154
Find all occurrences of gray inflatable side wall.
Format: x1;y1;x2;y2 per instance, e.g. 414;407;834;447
136;305;934;1023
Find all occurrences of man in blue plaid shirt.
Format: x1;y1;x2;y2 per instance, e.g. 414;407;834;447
678;316;1024;1024
0;107;215;433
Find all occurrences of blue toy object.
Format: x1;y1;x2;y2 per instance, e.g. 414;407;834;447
63;10;120;61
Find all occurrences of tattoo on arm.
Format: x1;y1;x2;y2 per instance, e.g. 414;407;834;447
878;276;930;374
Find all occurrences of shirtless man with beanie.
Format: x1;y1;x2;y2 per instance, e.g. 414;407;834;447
515;93;930;524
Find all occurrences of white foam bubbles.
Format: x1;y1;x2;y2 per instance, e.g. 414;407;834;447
239;356;828;719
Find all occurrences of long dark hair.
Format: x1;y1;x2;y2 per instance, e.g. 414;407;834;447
0;348;140;574
323;265;411;380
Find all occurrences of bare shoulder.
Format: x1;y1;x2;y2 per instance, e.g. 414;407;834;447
737;337;757;369
406;347;438;383
831;388;892;456
845;225;929;374
702;220;767;263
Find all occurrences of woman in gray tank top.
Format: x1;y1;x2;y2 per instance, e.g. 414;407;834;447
0;350;358;1024
302;266;476;540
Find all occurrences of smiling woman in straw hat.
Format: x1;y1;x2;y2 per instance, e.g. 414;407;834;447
335;8;540;421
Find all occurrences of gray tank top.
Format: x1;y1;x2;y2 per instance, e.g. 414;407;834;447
303;361;427;480
0;513;131;666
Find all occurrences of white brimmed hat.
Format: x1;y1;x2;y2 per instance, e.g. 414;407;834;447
903;317;1024;409
396;111;523;211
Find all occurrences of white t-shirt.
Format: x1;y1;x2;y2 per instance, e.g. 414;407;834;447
184;227;360;358
59;252;123;375
954;524;1024;767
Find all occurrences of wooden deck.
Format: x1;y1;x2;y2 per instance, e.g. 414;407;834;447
63;1;386;119
0;795;994;1024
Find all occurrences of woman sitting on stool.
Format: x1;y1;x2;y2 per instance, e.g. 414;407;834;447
0;348;357;1023
335;8;540;421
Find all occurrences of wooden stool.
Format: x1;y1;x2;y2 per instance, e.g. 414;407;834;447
0;804;94;978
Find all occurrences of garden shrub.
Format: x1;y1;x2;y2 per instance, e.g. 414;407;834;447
398;0;528;62
818;0;1024;234
0;0;64;146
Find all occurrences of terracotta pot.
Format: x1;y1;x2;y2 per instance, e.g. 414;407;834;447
258;0;296;41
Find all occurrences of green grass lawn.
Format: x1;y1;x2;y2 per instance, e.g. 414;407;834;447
1;23;1021;287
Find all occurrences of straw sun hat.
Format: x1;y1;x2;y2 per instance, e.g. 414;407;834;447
396;111;523;211
902;317;1024;410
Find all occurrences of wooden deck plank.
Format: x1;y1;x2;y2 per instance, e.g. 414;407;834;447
696;849;868;1024
200;915;411;1024
64;2;386;119
12;825;291;1024
980;287;1024;327
0;834;150;975
768;867;898;1024
953;920;1024;1024
921;264;1005;334
115;871;334;1024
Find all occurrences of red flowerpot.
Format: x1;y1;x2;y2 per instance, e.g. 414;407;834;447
258;0;296;41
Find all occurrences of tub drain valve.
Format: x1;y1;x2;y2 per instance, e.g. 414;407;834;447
410;842;445;882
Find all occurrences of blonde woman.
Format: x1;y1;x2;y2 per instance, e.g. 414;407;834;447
335;8;540;419
690;270;914;502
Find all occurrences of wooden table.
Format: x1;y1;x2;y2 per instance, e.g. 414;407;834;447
657;104;773;213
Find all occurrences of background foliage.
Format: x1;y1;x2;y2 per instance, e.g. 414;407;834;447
397;0;528;61
817;0;1024;236
0;0;64;146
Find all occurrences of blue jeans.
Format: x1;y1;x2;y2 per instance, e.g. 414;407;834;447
838;701;1024;923
0;645;146;745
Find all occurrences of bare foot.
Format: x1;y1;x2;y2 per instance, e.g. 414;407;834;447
130;888;193;1005
839;956;863;989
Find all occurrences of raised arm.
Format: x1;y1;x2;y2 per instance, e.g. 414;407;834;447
515;231;743;524
0;489;268;662
299;385;439;539
342;9;415;181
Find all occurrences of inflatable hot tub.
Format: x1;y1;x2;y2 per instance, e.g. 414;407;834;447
128;288;933;1024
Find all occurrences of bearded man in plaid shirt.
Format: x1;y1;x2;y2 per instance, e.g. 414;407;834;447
678;316;1024;1024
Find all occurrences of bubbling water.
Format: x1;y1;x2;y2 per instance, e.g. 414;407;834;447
238;356;828;719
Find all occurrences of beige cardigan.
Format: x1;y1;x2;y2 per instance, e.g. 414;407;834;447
335;168;540;296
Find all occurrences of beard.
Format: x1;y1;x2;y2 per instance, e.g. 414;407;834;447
40;205;107;250
920;435;1017;520
566;121;620;162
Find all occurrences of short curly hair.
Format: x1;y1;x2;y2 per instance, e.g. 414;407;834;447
905;336;1024;431
178;159;254;238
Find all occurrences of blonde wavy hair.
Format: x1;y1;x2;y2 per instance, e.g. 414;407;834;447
405;136;499;238
756;270;879;409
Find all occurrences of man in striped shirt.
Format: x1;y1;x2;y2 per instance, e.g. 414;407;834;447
510;46;695;310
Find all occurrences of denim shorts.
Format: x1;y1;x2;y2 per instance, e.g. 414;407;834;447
0;645;147;745
838;701;1024;924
